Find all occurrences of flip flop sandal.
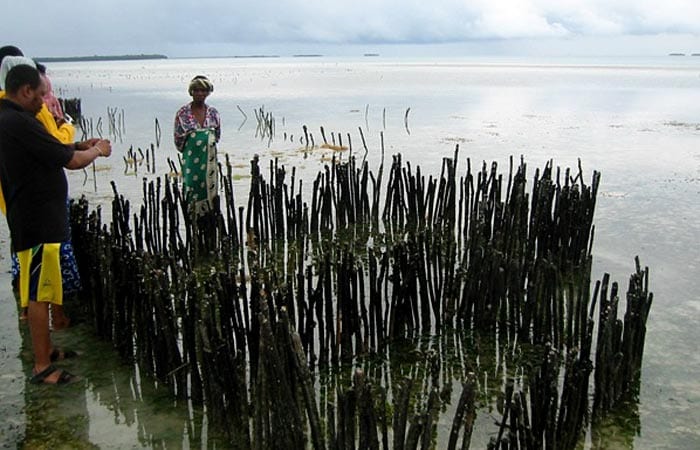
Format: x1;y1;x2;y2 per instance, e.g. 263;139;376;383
50;348;79;362
30;365;80;385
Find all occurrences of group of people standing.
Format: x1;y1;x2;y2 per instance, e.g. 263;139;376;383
0;47;80;329
0;45;113;385
0;44;222;386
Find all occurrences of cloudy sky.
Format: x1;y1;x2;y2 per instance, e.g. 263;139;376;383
6;0;700;57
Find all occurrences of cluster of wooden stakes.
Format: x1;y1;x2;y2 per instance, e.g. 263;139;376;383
66;131;652;449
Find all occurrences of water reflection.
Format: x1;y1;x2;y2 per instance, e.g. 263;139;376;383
14;315;231;448
6;305;650;449
590;400;640;450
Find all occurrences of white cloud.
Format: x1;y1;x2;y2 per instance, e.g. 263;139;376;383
5;0;700;56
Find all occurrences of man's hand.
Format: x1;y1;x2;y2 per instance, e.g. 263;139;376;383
76;138;100;150
94;139;112;157
66;139;112;169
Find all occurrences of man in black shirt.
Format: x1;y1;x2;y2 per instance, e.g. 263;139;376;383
0;64;112;385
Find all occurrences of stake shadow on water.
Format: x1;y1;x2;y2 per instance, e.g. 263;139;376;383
45;145;653;449
16;317;233;448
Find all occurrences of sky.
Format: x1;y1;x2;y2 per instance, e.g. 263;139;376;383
5;0;700;58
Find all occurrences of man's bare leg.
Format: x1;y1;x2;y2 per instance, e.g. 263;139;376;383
27;301;61;383
51;304;70;330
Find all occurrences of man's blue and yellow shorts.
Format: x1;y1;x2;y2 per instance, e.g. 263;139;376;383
17;243;63;307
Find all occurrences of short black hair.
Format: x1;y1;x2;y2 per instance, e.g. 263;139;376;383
5;64;41;95
0;45;23;66
35;62;47;74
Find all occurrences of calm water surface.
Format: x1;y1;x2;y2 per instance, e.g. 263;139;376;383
1;55;699;448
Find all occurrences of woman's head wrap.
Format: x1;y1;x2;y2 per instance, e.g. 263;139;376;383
0;46;23;66
0;56;36;90
188;75;213;95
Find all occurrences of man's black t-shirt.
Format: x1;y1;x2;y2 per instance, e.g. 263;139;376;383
0;98;74;251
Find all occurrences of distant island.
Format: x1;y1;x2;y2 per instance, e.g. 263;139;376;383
364;53;380;57
668;53;686;56
293;54;323;58
35;54;167;63
232;55;280;59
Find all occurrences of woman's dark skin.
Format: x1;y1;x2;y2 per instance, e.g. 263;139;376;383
190;88;209;127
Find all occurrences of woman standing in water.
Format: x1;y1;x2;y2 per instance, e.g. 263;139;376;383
173;75;221;215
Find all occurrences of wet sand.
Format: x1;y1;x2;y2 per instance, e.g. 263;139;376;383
0;222;24;447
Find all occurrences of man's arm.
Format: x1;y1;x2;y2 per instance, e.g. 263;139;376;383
64;139;112;170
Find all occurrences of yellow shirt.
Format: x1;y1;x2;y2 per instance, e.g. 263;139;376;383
0;91;76;214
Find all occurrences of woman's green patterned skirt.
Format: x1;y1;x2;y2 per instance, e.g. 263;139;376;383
181;128;218;214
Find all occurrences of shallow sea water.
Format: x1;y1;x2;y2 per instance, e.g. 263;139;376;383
1;55;699;448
